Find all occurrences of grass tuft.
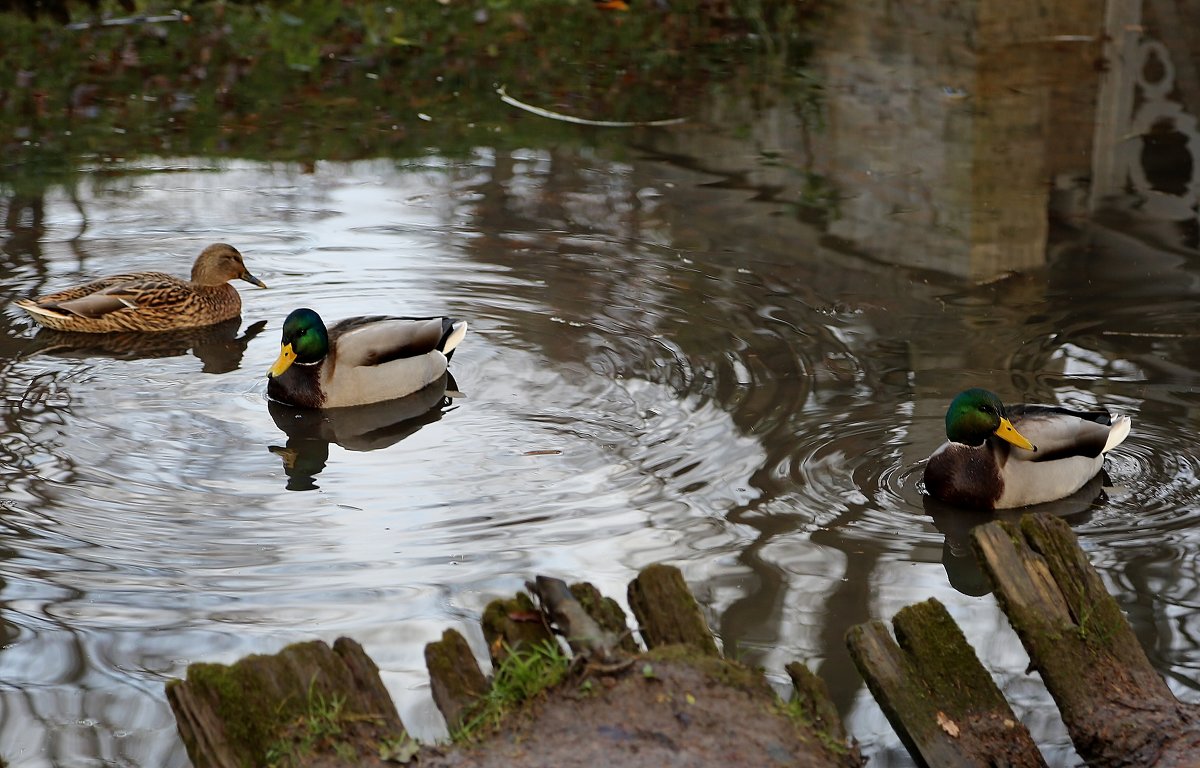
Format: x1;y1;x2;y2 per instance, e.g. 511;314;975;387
451;639;571;743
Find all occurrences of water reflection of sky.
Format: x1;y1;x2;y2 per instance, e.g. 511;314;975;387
0;148;1177;766
4;5;1200;767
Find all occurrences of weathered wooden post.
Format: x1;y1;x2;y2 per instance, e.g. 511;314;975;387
569;580;641;654
847;598;1046;767
481;591;555;665
166;637;408;768
424;628;489;733
972;514;1200;767
785;661;853;747
627;563;720;656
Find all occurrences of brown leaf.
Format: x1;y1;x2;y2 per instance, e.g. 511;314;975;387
937;711;960;738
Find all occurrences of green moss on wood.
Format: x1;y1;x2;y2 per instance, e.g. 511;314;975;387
785;661;848;743
169;639;406;767
847;613;1048;767
628;564;719;657
774;696;860;760
425;629;490;732
481;592;555;666
970;513;1196;766
893;599;1014;716
181;659;280;758
569;581;640;654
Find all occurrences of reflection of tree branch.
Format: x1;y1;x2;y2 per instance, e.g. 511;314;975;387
67;182;88;243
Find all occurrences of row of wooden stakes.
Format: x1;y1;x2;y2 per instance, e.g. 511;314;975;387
166;513;1200;767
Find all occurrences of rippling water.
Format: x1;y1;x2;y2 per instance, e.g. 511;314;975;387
4;112;1200;767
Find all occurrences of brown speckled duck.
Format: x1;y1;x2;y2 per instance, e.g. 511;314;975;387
267;307;467;409
923;388;1132;510
16;243;266;333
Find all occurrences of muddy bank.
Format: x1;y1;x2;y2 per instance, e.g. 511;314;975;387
168;565;861;768
415;647;853;768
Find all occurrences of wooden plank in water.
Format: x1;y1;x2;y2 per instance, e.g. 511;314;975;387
973;514;1200;767
846;598;1046;768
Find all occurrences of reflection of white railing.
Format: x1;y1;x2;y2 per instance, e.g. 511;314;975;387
1092;1;1200;224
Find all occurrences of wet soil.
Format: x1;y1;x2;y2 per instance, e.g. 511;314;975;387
414;654;848;768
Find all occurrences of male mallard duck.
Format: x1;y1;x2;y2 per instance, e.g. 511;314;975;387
923;388;1132;510
266;308;467;409
16;243;266;333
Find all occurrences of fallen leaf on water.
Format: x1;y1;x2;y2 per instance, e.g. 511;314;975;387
523;449;563;456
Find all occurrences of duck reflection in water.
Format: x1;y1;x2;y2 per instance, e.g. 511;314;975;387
923;472;1104;596
30;318;267;374
267;373;455;491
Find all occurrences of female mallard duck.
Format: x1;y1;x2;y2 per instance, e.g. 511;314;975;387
923;388;1132;510
267;307;467;409
16;243;266;333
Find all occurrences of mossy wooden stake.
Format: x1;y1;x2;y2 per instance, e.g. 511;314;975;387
785;662;851;746
166;637;407;768
627;563;719;657
481;591;556;667
847;599;1045;767
569;581;640;654
973;514;1200;767
424;628;489;733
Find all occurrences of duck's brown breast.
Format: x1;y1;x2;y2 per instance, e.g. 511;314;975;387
191;283;243;324
924;443;1004;510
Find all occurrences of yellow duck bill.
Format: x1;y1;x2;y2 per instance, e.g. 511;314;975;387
269;343;296;377
994;417;1036;451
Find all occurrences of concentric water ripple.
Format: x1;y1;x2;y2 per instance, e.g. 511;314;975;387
4;149;1200;768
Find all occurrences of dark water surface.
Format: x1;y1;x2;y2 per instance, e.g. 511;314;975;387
4;3;1200;767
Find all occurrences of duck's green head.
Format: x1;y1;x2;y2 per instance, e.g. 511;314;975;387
945;388;1036;450
268;308;329;377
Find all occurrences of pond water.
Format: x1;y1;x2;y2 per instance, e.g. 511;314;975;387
4;3;1200;767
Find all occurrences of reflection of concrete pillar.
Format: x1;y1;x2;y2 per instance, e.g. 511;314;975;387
814;0;1104;281
1090;2;1141;210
